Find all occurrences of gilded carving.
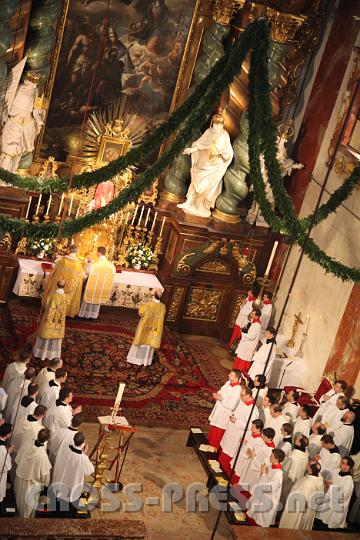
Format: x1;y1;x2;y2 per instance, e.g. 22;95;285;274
203;242;221;255
198;260;230;274
229;293;244;327
248;4;306;43
184;288;223;321
212;0;245;26
176;252;196;275
0;232;12;251
166;287;185;322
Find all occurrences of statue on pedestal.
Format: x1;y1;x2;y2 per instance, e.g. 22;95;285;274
177;111;233;218
0;58;45;176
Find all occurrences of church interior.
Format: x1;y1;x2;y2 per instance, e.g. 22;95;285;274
0;0;360;538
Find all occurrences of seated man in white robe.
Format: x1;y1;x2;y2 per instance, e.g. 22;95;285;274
48;412;84;465
318;395;349;434
1;350;31;393
314;379;347;423
0;423;14;507
208;370;241;449
293;404;312;439
248;327;277;382
12;404;47;451
282;390;300;424
52;431;94;516
279;460;323;530
3;367;35;423
46;388;82;432
247;448;286;527
41;368;68;410
333;411;355;457
281;435;310;507
14;428;51;518
314;434;341;477
278;422;294;458
307;423;327;458
11;383;38;429
34;358;63;400
265;403;288;447
79;246;115;320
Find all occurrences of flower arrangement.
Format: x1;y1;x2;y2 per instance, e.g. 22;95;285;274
127;242;154;270
28;238;55;258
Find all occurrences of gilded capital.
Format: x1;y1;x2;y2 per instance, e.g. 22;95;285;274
212;0;246;26
248;3;306;43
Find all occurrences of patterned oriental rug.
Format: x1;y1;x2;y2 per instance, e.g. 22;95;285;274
0;301;227;428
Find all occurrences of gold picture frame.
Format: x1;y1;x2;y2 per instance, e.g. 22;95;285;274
96;136;130;168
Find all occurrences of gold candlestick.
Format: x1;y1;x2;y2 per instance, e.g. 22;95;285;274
287;312;303;348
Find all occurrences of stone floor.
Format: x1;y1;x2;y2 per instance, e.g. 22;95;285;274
83;423;230;540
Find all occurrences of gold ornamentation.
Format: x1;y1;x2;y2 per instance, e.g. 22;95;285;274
322;372;337;387
229;293;244;327
334;153;356;177
160;190;185;204
15;237;27;255
212;0;245;26
184;288;223;321
242;265;257;285
287;312;303;348
198;260;230;274
0;232;12;251
203;242;221;255
166;287;185;322
176;252;196;275
34;93;49;110
212;207;240;223
39;156;58;178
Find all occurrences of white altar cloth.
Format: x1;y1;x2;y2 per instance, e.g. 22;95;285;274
268;355;306;389
13;258;163;309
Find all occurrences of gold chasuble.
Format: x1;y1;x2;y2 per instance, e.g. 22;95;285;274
43;256;85;317
38;290;67;339
84;256;115;304
133;299;166;349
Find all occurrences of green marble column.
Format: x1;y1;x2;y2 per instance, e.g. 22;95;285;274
0;1;19;88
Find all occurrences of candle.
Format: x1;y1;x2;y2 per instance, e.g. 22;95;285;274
68;194;74;216
25;196;32;220
150;211;158;232
46;193;52;216
144;207;151;227
35;193;42;216
137;205;144;226
131;205;138;225
119;213;123;224
125;211;130;224
159;216;166;237
264;240;279;276
58;193;65;216
304;314;310;334
75;202;81;219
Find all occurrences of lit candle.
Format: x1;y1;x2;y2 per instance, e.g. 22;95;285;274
150;211;158;232
25;196;32;220
137;205;144;226
45;193;52;216
131;205;138;225
159;216;166;237
58;193;65;216
304;314;310;334
144;207;151;228
264;240;279;276
35;193;42;216
68;194;74;216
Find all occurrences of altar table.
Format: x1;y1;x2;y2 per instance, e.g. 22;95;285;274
13;258;163;309
268;355;306;389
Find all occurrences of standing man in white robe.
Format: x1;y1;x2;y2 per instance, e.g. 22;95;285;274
307;423;327;458
231;420;266;486
233;309;262;378
0;388;7;419
281;435;310;506
282;390;300;424
52;431;94;516
47;388;82;432
333;411;355;457
228;288;257;349
247;448;286;527
0;423;14;508
265;404;288;447
279;461;323;529
278;423;294;458
41;368;68;410
34;358;63;400
315;434;341;477
248;327;276;382
14;428;51;518
1;351;31;393
48;413;84;465
79;246;115;320
208;370;241;449
10;383;38;430
293;404;312;439
260;291;273;331
12;405;47;451
3;367;35;423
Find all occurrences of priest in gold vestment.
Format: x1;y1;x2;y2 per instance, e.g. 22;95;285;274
127;290;166;367
42;244;85;318
79;246;116;320
33;280;67;360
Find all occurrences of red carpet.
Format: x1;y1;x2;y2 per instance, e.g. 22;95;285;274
0;301;227;427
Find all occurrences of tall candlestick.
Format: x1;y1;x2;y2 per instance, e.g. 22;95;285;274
131;205;138;225
137;205;144;226
144;207;151;227
264;240;278;276
150;211;158;232
304;314;310;334
58;193;65;216
68;194;74;216
35;193;42;216
159;216;166;237
46;194;52;216
25;196;32;220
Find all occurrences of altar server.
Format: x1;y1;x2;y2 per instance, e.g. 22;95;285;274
231;420;268;487
52;431;94;513
228;288;257;348
10;383;38;428
79;246;115;320
48;413;84;465
248;327;276;382
47;388;82;432
1;350;31;393
33;280;68;361
247;448;285;527
12;405;47;451
282;390;300;424
14;428;51;517
0;387;7;418
293;405;312;439
333;411;355;457
260;291;273;331
307;423;327;458
278;423;294;458
318;396;349;433
42;244;85;318
281;435;310;506
34;358;63;398
3;367;35;423
315;434;341;476
260;394;276;425
127;289;166;367
233;309;262;376
219;387;259;476
41;368;68;410
250;374;267;416
208;370;241;449
279;461;323;530
265;404;288;446
0;423;14;505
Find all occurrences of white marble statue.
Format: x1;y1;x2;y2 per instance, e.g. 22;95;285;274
247;130;303;227
0;57;45;177
177;111;233;217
